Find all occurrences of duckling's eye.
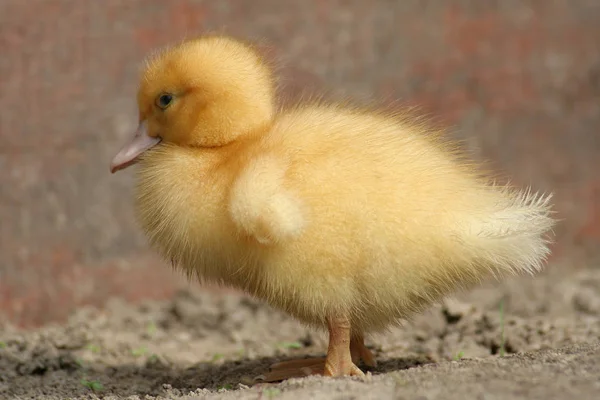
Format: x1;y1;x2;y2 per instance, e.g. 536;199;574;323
156;93;173;110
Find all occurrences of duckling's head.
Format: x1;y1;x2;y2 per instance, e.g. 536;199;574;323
111;35;275;173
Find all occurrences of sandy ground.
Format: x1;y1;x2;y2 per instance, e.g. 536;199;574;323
1;266;599;400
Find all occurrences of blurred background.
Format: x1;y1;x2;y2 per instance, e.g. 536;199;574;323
1;0;599;328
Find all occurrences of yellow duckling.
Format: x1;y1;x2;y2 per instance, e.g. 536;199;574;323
110;35;555;381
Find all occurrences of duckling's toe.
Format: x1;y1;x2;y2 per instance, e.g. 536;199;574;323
257;354;365;383
350;336;378;367
323;358;364;378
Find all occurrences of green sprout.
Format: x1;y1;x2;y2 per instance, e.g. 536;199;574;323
147;321;157;336
85;344;101;354
211;353;224;362
131;347;148;357
0;341;6;349
217;383;233;391
393;374;407;387
277;341;303;350
454;351;465;361
263;388;281;398
81;379;103;391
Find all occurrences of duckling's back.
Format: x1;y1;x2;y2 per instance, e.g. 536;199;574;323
242;104;554;332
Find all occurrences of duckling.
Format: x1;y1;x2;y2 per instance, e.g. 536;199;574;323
110;35;555;381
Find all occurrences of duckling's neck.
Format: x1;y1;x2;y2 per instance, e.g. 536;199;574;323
190;122;272;149
187;96;275;147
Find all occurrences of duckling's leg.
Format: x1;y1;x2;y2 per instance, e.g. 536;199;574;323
258;316;364;382
350;334;378;367
323;316;365;377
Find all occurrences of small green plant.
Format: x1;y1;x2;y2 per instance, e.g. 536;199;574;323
147;354;159;363
453;351;465;361
0;341;6;349
131;347;148;357
392;374;407;387
277;341;303;350
147;321;157;336
85;344;101;354
499;298;506;357
217;383;233;391
211;353;224;362
81;379;103;391
263;388;281;398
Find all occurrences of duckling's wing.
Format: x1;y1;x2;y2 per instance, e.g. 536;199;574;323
229;154;305;245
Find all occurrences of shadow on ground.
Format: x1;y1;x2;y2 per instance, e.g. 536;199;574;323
1;349;432;398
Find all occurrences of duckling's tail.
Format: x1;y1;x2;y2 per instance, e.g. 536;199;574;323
463;186;556;277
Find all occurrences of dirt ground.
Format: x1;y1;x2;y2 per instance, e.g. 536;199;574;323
1;265;599;400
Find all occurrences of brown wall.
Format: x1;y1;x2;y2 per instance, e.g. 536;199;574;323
1;0;599;327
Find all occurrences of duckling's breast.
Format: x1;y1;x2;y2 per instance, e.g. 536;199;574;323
133;144;261;288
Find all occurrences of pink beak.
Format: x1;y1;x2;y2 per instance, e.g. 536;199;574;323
110;121;161;173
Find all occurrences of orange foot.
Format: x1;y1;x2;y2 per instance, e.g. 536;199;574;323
350;335;378;368
259;356;365;382
258;318;374;382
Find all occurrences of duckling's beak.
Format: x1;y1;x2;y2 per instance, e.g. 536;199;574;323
110;121;161;173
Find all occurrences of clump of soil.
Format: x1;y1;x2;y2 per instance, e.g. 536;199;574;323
1;267;599;399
